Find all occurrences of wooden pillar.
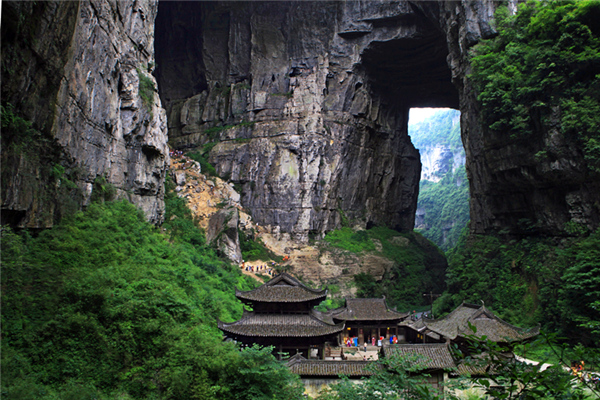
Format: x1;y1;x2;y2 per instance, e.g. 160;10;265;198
358;327;364;345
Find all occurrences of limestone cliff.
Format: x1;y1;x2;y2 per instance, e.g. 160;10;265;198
155;1;462;242
156;0;598;239
1;0;169;227
3;0;597;240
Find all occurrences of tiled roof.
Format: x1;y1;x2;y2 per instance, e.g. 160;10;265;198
451;353;510;377
454;360;490;376
383;344;456;371
329;298;408;321
236;273;327;303
218;310;345;338
423;303;539;343
400;317;427;331
287;354;378;377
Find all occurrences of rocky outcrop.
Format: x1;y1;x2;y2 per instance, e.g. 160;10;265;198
4;0;597;239
419;144;465;183
155;1;463;242
206;207;243;264
1;0;169;227
169;153;247;264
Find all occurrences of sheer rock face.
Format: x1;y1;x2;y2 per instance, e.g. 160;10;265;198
156;1;463;241
1;0;169;227
158;0;599;239
435;0;600;235
4;0;597;237
156;0;598;239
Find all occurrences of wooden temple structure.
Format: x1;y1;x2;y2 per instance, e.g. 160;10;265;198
219;274;540;394
402;302;539;349
217;273;344;359
328;298;408;346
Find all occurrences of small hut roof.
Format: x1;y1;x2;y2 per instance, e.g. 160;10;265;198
383;344;456;371
287;354;378;377
218;310;345;338
424;302;539;342
329;298;408;321
235;273;327;303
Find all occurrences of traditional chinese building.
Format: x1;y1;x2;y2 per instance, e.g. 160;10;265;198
403;302;539;351
287;353;377;398
328;298;408;346
382;343;456;390
217;273;345;359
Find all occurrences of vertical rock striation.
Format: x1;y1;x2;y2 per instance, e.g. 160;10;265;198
4;0;596;238
156;1;460;242
1;0;169;227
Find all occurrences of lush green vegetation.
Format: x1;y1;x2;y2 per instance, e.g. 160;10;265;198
410;109;462;154
187;143;218;177
323;227;376;254
137;68;155;115
1;190;304;398
430;0;600;348
409;109;470;251
323;227;446;311
239;228;281;262
470;0;600;172
436;228;600;347
417;167;469;252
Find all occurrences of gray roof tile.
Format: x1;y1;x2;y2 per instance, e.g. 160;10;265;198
236;273;327;303
218;310;345;338
329;298;408;321
383;344;457;371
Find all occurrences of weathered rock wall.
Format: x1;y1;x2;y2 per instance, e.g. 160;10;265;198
156;1;461;242
1;0;169;227
4;0;596;238
434;0;599;236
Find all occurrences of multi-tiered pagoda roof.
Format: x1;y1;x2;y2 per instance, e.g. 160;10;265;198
218;273;344;350
218;309;345;338
235;273;327;305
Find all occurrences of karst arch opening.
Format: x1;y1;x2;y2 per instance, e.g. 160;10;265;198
153;1;468;240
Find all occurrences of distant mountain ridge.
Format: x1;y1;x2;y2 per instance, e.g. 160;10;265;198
409;109;469;251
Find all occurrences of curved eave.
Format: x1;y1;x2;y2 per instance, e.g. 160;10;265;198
218;321;345;338
235;287;328;303
217;313;346;338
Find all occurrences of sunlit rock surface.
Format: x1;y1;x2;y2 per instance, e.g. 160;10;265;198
2;0;169;227
3;0;597;237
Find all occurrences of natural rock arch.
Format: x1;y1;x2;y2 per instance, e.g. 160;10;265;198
154;1;464;241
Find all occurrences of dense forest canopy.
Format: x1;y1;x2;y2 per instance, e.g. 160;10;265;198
1;185;305;399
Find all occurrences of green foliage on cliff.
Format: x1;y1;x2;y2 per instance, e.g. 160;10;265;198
324;227;446;310
187;145;218;177
324;227;376;253
409;109;462;153
470;0;600;171
137;68;155;114
438;228;600;346
1;197;304;399
1;103;83;224
409;109;469;251
431;0;600;349
239;228;281;262
417;167;469;251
